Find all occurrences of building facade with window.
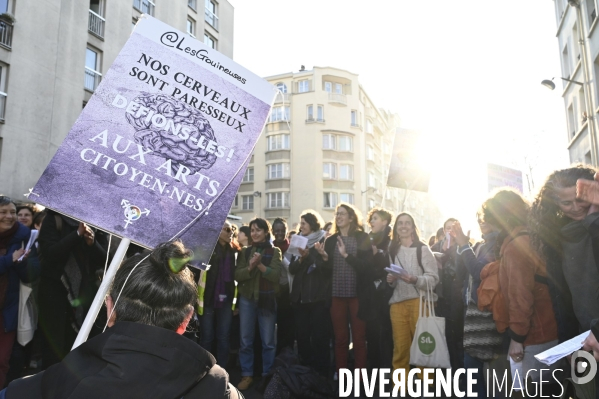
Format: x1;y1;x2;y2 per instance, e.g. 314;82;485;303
0;0;233;198
552;0;599;165
232;66;432;232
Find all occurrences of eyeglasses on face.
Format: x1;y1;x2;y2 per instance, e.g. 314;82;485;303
222;226;232;233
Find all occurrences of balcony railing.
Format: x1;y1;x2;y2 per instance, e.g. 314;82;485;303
274;93;289;103
0;91;7;121
88;10;105;39
268;116;289;123
205;8;219;30
133;0;155;15
84;67;102;92
0;20;13;49
328;93;347;105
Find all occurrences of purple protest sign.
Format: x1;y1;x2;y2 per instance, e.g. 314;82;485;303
31;15;275;267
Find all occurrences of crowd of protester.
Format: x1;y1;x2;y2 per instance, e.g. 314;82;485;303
3;164;599;397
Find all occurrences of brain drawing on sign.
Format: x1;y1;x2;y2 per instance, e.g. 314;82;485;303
126;93;218;175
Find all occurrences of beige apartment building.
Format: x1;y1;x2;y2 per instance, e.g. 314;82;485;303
0;0;233;199
230;66;442;239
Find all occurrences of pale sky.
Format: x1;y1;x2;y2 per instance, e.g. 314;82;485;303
228;0;570;233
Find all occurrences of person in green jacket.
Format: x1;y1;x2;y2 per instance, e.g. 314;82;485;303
234;218;281;391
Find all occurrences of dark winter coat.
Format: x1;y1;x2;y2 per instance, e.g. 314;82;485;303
545;212;599;343
456;231;498;305
369;226;392;283
369;227;393;319
37;211;107;364
545;243;580;343
203;242;239;308
289;236;330;304
555;213;599;334
434;238;467;322
0;222;30;332
3;322;242;399
323;231;374;321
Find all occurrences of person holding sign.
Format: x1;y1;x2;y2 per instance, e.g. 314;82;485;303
288;210;329;375
319;203;372;376
234;218;281;391
2;241;242;398
386;212;439;373
0;196;29;388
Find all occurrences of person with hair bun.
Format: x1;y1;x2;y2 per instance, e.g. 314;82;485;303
2;240;242;398
234;218;281;391
289;210;329;374
315;203;372;376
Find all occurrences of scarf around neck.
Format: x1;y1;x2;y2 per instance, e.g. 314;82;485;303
274;239;290;255
304;229;326;248
253;241;276;312
213;243;234;308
